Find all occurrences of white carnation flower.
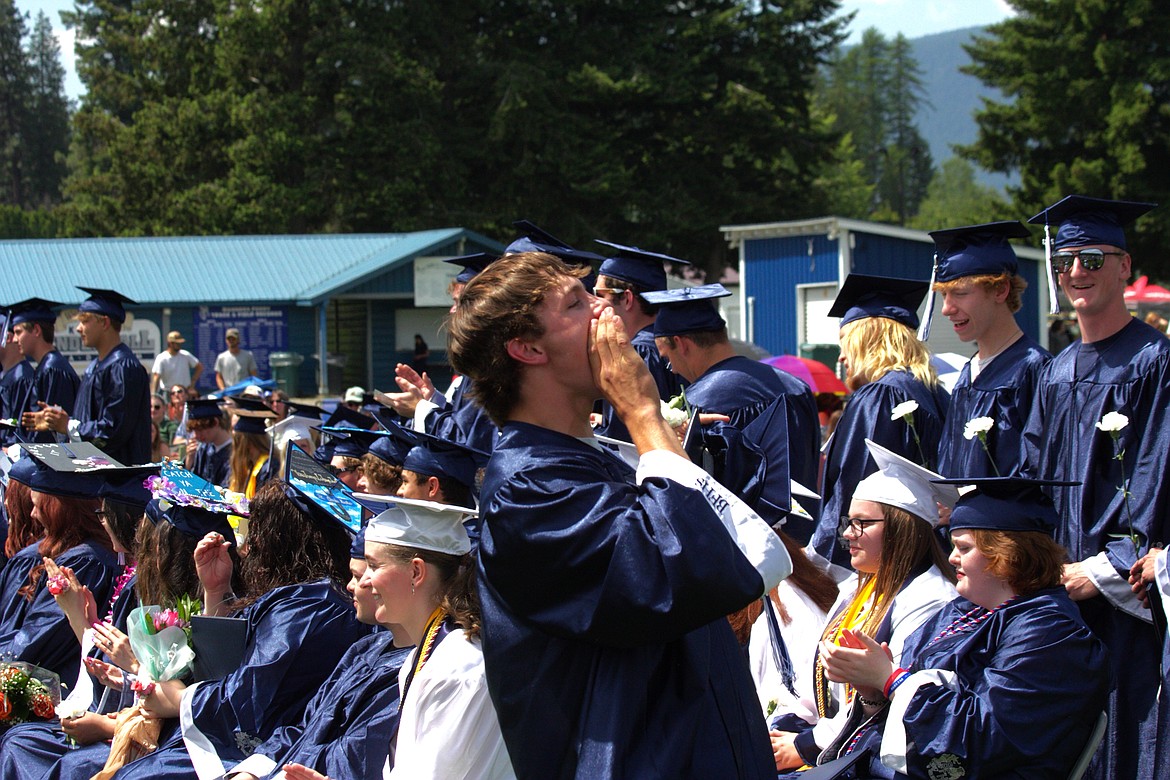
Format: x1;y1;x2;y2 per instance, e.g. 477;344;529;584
660;400;689;428
963;416;995;440
890;400;919;422
1096;411;1129;434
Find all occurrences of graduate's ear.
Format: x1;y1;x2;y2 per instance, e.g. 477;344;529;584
425;475;442;500
506;336;548;366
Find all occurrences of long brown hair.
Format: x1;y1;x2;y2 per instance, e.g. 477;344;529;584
4;480;40;557
20;492;110;601
229;430;271;494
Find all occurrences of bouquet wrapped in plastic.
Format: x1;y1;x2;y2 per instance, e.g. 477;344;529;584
0;658;61;726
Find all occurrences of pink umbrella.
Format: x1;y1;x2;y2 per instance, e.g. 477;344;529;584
1125;275;1170;304
762;355;849;394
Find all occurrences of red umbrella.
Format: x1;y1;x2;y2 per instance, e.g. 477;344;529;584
1125;275;1170;304
762;355;849;394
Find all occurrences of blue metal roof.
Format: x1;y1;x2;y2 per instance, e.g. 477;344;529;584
0;229;504;307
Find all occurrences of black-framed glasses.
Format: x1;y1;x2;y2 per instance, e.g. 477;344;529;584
838;516;883;536
1051;249;1125;273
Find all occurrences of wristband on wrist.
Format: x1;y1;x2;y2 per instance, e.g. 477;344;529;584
883;668;910;699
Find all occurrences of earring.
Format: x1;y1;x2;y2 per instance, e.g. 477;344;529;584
411;583;416;594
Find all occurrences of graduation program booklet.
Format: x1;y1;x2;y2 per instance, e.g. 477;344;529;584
191;615;248;681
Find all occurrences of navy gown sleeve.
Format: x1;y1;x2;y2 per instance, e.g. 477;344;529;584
812;372;947;565
0;361;36;447
75;347;151;465
37;351;80;416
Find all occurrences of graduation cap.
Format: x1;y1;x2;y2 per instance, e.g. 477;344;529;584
100;463;161;509
401;429;489;493
145;497;235;541
644;284;731;337
852;439;960;528
323;404;377;431
350;524;368;559
283;443;363;535
223;394;276;434
187;398;225;422
76;287;137;323
8;454;116;499
269;414;317;451
1028;195;1158;315
506;219;606;266
143;466;248;536
362;495;477;556
595;240;691;292
285;401;328;421
933;476;1081;536
829;274;928;330
444;252;498;285
918;221;1032;339
9;297;65;327
333;427;411;467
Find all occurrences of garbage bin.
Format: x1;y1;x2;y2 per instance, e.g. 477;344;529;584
268;351;304;396
311;353;348;395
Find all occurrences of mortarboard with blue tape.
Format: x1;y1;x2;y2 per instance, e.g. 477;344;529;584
933;476;1080;536
828;274;928;330
644;284;731;337
284;442;363;535
444;252;498;285
595;240;690;292
77;287;137;323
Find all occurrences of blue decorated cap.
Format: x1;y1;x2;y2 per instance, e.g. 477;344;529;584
644;284;731;337
362;495;476;556
933;477;1080;535
852;439;958;528
1027;195;1157;251
76;287;137;323
10;452;117;499
595;240;691;291
444;252;498;285
284;443;363;535
829;274;928;329
929;221;1031;282
505;219;605;266
9;297;64;327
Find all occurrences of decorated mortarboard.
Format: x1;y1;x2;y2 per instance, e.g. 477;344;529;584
9;297;65;327
644;284;731;337
401;429;489;493
505;219;606;266
13;442;153;498
443;252;498;285
359;494;477;556
143;466;243;540
8;456;106;498
852;439;960;528
186;398;225;421
595;240;691;292
932;476;1080;536
918;221;1032;339
828;274;928;330
76;287;137;323
1028;196;1158;315
19;442;158;475
284;443;363;535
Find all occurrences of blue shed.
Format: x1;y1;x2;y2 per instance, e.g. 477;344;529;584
720;217;1049;363
0;229;504;397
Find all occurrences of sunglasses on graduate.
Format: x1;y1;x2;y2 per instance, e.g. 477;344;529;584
1051;248;1125;274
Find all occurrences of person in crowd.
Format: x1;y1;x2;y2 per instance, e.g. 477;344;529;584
395;432;482;509
267;389;290;421
648;284;821;540
184;398;233;486
747;528;840;734
810;275;949;570
224;525;413;780
109;478;368;779
448;250;792;778
0;322;35;448
1047;316;1075;353
816;477;1110;778
411;334;429;375
8;298;80;443
0;455;120;690
226;395;277;499
343;387;367;413
1022;196;1169;778
319;429;368;491
589;240;687;442
150;331;202;397
332;427;407;497
770;441;957;772
164;384;187;424
215;328;259;390
22;288;150;466
151;396;178;457
926;222;1051;479
3;478;39;561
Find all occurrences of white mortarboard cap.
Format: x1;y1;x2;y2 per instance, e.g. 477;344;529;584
852;439;959;527
362;495;477;556
269;415;316;450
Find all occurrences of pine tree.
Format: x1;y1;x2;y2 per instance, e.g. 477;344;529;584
24;11;70;208
0;0;29;205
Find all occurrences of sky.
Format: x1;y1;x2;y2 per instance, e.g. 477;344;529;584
23;0;1015;101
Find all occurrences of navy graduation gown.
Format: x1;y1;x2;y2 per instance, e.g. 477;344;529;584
0;540;118;689
937;335;1050;479
240;631;411;779
685;355;820;496
1021;317;1170;779
0;575;140;780
851;589;1109;779
478;422;776;779
595;326;685;442
424;376;499;453
0;359;35;447
75;343;151;465
191;441;232;487
112;579;369;779
19;350;82;444
811;371;948;566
